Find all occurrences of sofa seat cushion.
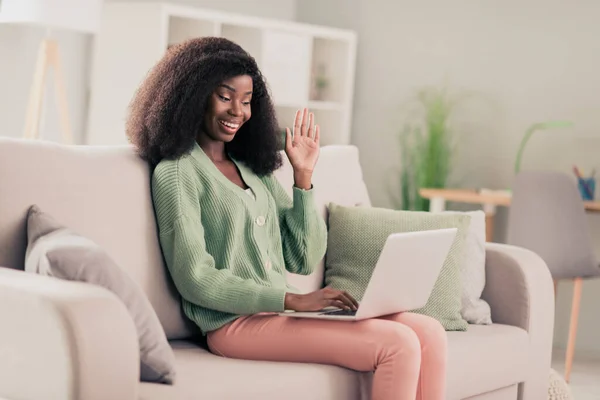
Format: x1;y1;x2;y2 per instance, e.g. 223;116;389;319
447;324;530;399
138;340;371;400
139;324;530;400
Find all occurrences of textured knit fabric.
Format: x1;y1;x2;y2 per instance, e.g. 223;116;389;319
325;203;471;331
548;369;573;399
441;210;491;325
151;143;327;334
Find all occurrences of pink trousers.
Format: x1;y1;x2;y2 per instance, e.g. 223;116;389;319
207;311;447;400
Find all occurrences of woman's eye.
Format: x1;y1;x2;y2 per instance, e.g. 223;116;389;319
242;101;251;106
218;95;230;102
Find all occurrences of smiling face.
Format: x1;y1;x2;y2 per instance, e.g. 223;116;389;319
202;75;253;143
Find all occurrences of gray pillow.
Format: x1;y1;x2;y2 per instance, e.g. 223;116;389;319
24;205;176;384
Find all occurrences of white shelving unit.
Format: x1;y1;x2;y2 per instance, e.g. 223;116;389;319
86;2;357;147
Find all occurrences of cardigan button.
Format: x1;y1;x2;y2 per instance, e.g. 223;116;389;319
256;216;266;226
265;260;272;270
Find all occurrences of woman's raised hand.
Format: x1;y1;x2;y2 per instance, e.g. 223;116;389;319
284;108;320;174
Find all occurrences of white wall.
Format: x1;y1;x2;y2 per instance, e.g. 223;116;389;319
297;0;600;352
0;0;296;144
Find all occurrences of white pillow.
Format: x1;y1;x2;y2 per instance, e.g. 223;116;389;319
440;210;492;324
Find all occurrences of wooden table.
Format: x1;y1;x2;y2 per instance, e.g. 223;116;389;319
419;188;600;242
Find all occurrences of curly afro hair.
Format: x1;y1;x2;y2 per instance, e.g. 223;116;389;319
126;36;283;175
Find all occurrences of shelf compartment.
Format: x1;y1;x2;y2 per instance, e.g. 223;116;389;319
167;16;218;48
309;37;351;103
221;24;262;63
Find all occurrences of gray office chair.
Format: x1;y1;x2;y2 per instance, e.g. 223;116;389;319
507;170;600;382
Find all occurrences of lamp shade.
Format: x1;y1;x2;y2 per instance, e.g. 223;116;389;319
0;0;103;34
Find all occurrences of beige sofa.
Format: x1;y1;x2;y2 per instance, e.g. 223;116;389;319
0;137;554;400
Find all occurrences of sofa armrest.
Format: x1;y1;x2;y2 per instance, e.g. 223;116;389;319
0;267;139;400
481;243;554;400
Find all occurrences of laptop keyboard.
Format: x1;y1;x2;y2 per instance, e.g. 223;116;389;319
320;309;357;316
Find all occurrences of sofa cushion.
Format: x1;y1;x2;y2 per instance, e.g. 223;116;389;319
24;205;177;384
138;341;371;400
447;324;529;400
325;203;471;331
441;210;492;325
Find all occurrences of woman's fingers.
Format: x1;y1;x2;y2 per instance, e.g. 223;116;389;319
307;112;314;138
328;299;350;310
293;109;302;140
344;292;358;308
339;290;359;309
285;127;292;151
325;289;356;310
293;108;319;141
300;108;309;137
337;292;357;310
323;289;347;310
340;292;355;310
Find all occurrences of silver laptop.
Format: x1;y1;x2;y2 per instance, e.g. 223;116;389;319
279;228;457;321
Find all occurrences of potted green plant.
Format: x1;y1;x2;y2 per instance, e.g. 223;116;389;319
311;64;329;101
396;85;463;211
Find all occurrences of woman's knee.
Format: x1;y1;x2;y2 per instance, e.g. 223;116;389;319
407;314;448;354
377;322;422;362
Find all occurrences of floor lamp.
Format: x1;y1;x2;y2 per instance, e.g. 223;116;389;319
0;0;104;144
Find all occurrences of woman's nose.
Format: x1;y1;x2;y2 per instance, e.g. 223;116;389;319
229;102;243;116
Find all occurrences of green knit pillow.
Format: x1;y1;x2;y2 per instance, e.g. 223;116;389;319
325;203;471;331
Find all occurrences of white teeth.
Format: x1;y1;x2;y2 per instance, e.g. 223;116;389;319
220;120;239;129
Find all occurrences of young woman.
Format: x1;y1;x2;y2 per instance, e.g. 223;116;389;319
127;36;447;400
